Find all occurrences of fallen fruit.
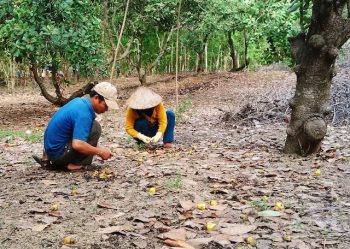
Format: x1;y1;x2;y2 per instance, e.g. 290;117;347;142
71;188;78;195
50;204;59;211
283;235;293;242
314;169;321;176
205;221;216;231
63;236;75;244
273;202;284;211
245;236;256;246
148;187;156;193
196;203;206;210
210;200;218;206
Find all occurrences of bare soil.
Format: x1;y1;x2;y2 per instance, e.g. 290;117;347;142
0;70;349;249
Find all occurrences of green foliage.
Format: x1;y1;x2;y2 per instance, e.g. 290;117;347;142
0;129;42;143
175;95;192;123
135;142;147;151
0;0;105;76
250;196;269;211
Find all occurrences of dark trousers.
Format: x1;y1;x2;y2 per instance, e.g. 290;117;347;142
49;121;101;168
134;110;175;143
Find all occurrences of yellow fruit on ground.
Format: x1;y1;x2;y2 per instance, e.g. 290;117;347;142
63;236;75;244
283;235;293;242
71;188;78;195
196;203;206;210
245;236;256;246
314;169;321;176
50;204;59;211
210;200;218;206
148;187;156;193
205;221;216;231
273;202;284;211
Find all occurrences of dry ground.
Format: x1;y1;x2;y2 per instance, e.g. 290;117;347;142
0;70;349;249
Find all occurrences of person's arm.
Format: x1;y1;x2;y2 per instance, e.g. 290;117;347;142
156;103;167;134
72;139;111;160
150;103;167;143
125;108;140;138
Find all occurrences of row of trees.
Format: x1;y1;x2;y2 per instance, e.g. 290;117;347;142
1;0;350;155
0;0;298;102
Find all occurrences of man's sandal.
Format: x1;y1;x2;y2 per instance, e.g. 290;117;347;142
32;155;50;168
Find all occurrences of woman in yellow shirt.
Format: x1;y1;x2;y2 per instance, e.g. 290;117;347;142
125;87;175;148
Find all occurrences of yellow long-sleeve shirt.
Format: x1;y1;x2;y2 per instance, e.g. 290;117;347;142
125;103;167;138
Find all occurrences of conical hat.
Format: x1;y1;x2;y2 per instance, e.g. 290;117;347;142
126;87;162;109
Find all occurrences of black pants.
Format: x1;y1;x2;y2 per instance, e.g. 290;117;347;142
49;121;101;168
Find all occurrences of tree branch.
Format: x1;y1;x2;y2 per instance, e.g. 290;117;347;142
30;59;58;105
147;28;175;72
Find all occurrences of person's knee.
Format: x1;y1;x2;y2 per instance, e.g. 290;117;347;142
91;120;102;137
166;110;175;123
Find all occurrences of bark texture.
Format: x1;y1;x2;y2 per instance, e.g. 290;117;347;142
284;0;350;155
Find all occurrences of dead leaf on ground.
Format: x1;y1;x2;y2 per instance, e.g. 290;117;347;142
163;239;195;249
98;225;133;234
32;223;50;232
179;200;194;211
220;224;257;236
97;202;117;209
92;212;125;222
209;204;227;211
159;228;187;241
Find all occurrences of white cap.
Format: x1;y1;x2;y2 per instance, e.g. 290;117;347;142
92;82;119;110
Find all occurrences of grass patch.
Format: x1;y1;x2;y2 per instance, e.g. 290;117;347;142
0;129;43;143
175;95;192;123
250;196;269;211
165;172;183;191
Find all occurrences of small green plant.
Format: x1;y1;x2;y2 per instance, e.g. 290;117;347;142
165;172;183;191
0;129;42;143
175;95;192;123
135;142;147;151
250;196;269;211
321;227;329;239
292;218;303;229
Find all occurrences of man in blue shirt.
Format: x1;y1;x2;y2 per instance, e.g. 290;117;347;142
33;82;118;171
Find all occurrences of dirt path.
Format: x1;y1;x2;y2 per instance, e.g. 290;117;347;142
0;71;349;249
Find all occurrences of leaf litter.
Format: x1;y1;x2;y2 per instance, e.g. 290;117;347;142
0;71;349;248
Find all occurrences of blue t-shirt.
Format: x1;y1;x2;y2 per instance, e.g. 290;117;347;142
44;97;96;159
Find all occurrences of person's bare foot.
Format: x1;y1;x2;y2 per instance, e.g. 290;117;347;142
163;143;173;149
66;164;83;171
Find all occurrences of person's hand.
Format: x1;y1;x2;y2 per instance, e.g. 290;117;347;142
136;133;151;144
98;147;112;160
151;132;163;144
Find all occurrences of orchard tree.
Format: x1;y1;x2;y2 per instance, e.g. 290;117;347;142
124;0;177;84
284;0;350;155
0;0;104;106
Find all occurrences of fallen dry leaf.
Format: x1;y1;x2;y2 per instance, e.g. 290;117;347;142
220;224;257;236
164;239;195;249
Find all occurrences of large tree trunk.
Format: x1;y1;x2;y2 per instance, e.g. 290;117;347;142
227;31;238;71
196;34;209;73
284;1;350;155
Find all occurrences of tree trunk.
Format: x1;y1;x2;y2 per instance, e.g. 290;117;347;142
204;41;208;73
284;1;350;155
30;59;97;106
196;34;209;73
227;31;238;71
109;0;130;80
